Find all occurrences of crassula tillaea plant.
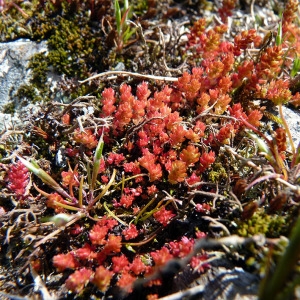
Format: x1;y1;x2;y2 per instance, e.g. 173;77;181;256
1;0;300;299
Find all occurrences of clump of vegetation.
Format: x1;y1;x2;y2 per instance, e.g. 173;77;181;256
0;0;300;299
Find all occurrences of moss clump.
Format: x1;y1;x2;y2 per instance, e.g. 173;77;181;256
45;17;105;79
2;102;16;114
28;53;49;88
236;209;288;238
1;1;111;105
0;1;37;41
208;162;228;183
15;85;44;106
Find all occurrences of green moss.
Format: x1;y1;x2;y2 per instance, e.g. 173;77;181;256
236;209;287;238
129;0;148;17
15;85;45;105
2;102;16;114
0;0;146;105
208;162;228;183
0;1;37;41
6;2;108;103
28;53;49;88
45;17;104;79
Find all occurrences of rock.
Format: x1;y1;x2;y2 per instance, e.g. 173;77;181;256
0;39;47;130
281;105;300;149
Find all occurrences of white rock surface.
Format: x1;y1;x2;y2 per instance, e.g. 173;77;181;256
281;105;300;149
0;39;47;130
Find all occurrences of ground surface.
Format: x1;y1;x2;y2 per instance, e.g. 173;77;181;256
0;1;300;300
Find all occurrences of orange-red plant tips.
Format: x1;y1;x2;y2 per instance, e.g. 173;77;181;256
53;252;79;272
65;268;94;293
168;160;187;184
153;207;176;226
180;145;200;166
7;161;29;199
73;128;98;149
92;266;114;292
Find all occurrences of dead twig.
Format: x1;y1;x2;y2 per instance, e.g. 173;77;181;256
202;216;231;236
79;70;178;84
30;264;56;300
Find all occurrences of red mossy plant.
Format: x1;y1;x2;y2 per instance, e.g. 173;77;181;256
5;0;300;298
92;266;114;292
65;268;94;294
15;54;295;297
6;161;29;201
218;0;238;23
153;206;176;226
51;216;209;295
73;128;98;149
53;252;79;272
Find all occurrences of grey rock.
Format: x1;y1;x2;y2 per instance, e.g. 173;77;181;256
0;39;47;130
0;39;47;107
200;267;259;300
281;105;300;149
